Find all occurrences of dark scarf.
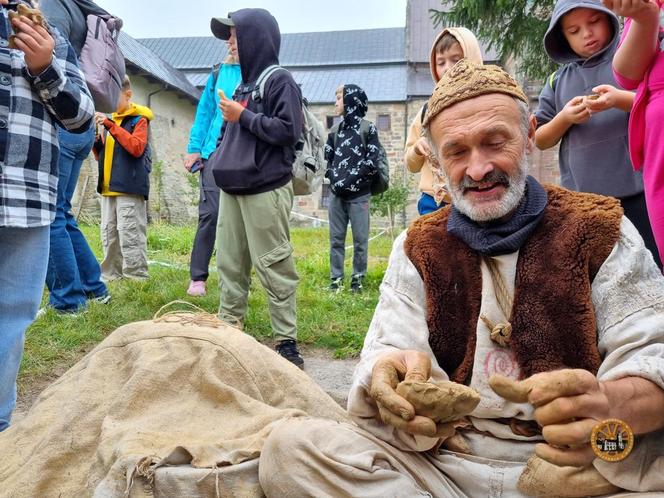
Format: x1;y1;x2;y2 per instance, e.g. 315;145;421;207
447;175;548;256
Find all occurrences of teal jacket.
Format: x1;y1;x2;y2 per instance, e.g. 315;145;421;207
187;63;242;160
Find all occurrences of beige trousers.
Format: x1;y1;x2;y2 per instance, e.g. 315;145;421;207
216;183;298;341
100;195;148;281
259;418;661;498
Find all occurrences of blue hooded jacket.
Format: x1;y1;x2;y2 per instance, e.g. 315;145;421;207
187;64;242;160
535;0;643;199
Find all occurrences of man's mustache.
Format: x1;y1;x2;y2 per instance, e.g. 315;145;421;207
459;170;510;190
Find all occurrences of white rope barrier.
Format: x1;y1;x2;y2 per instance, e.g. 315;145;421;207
147;223;390;270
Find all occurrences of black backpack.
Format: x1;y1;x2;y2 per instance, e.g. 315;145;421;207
331;119;389;196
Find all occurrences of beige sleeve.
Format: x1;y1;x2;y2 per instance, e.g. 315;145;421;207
404;111;426;173
347;231;449;452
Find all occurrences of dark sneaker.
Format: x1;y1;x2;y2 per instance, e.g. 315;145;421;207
350;275;364;293
276;339;304;369
329;277;343;293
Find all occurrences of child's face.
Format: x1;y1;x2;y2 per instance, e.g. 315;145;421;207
334;90;344;116
561;8;612;59
227;27;238;60
116;88;131;113
435;41;464;80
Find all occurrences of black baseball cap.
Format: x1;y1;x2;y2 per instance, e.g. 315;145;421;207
211;14;235;40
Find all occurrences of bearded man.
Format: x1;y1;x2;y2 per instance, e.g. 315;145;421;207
258;61;664;497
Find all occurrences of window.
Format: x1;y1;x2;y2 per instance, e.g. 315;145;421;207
376;114;391;132
320;182;331;209
326;115;342;129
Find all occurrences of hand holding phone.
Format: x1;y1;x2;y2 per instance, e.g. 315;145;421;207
190;159;203;174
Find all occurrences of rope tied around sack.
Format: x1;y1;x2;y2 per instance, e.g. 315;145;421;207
197;465;222;498
479;256;513;348
124;455;159;497
152;300;242;329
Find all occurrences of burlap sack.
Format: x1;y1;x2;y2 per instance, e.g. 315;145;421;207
0;313;350;497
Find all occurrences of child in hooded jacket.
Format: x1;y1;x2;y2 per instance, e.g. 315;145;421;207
183;52;241;297
535;0;660;268
404;27;483;215
325;84;381;293
603;0;664;268
93;75;154;281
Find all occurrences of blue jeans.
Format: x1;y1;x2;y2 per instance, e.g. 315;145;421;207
0;225;49;431
45;126;107;311
417;192;444;215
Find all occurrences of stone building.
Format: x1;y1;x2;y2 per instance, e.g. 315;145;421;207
76;0;560;225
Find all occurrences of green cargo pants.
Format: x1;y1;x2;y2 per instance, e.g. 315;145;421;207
216;182;298;341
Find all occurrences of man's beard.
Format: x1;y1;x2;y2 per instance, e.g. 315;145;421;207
449;154;528;223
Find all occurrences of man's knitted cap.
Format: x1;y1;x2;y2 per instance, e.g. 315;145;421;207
423;59;528;128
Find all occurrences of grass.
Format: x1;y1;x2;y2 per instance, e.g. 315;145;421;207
20;223;395;390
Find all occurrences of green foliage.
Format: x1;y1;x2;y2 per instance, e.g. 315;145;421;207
430;0;557;81
370;185;410;219
21;224;393;393
151;159;164;214
370;169;412;235
185;171;200;206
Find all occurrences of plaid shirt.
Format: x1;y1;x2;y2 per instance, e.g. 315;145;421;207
0;3;94;228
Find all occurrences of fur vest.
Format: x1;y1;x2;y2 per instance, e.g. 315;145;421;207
404;185;623;383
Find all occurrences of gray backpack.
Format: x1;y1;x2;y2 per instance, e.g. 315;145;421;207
79;14;126;113
253;65;326;195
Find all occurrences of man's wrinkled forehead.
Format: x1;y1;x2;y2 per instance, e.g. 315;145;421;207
430;93;521;142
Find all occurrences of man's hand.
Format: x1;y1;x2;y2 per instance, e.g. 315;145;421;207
218;90;244;123
184;152;201;172
561;96;591;125
10;15;54;75
602;0;659;22
413;137;432;157
490;369;611;467
370;350;455;438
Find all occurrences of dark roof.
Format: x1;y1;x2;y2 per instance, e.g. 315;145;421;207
180;66;408;103
293;65;407;104
407;0;498;63
281;28;404;67
137;36;227;71
134;2;501;105
407;65;436;98
138;27;406;71
119;32;201;101
185;72;212;88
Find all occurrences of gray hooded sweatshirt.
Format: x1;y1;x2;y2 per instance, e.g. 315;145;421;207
535;0;643;198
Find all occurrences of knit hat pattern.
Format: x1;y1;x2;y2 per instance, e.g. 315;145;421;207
423;59;528;127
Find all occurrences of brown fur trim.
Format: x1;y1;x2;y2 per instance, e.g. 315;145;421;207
404;186;623;382
406;206;481;384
